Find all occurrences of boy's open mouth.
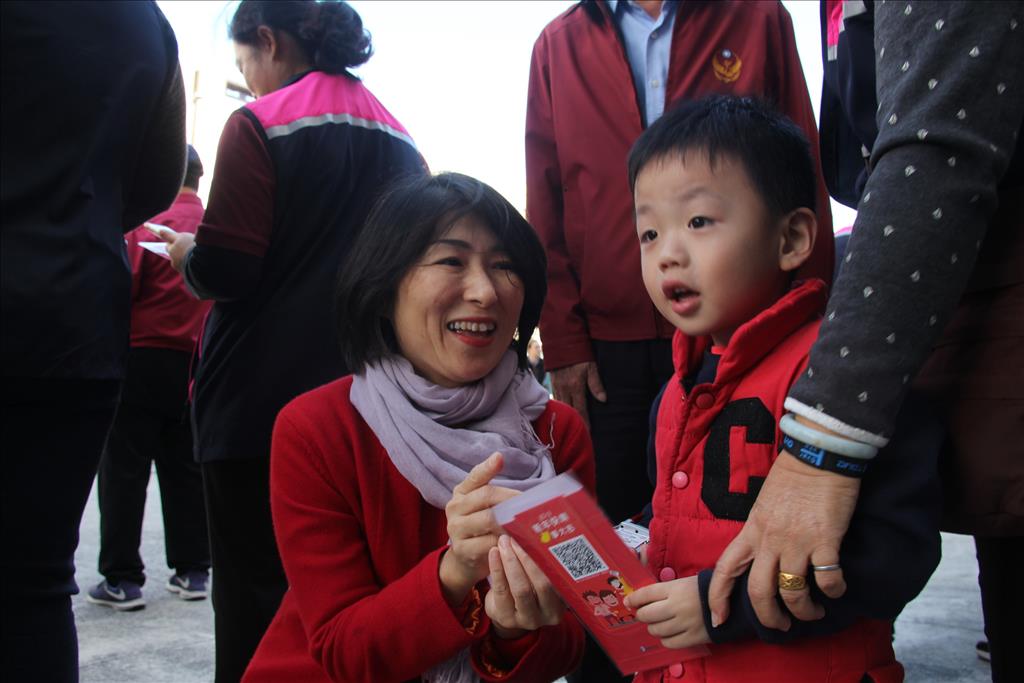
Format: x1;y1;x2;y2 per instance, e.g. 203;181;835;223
662;282;697;302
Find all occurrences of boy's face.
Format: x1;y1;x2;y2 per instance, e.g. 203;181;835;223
635;152;792;347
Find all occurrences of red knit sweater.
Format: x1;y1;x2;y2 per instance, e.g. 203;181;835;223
243;376;596;683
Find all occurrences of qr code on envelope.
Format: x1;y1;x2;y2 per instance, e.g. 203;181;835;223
549;535;608;581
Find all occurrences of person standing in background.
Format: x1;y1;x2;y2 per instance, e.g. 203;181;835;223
525;2;833;678
527;338;550;391
1;2;185;680
87;146;212;613
160;2;424;680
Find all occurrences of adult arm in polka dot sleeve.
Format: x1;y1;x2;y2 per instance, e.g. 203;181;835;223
710;1;1024;630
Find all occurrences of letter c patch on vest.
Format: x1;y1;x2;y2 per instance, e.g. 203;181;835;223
701;398;774;521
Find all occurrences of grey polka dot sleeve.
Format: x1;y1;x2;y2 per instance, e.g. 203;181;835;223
786;1;1024;446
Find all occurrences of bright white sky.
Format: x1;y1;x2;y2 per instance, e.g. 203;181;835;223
156;0;856;229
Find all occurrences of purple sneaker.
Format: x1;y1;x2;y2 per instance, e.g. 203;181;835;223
86;579;145;611
166;571;208;601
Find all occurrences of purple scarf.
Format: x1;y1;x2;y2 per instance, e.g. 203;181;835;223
350;350;555;510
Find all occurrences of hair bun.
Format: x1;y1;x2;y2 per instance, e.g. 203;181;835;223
230;1;372;75
306;1;371;73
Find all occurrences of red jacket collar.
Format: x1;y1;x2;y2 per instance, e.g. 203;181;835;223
671;278;828;385
173;191;204;209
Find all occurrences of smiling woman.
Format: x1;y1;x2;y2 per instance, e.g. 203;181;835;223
392;216;525;388
241;173;596;683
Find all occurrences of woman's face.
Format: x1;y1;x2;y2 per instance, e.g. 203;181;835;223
234;39;277;98
392;215;524;388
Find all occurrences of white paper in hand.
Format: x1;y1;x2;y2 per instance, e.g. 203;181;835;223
139;242;171;259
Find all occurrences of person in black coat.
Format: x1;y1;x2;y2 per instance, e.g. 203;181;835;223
1;3;186;680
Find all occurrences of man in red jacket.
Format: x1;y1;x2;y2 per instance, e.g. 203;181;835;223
527;0;833;522
525;2;833;678
87;146;212;611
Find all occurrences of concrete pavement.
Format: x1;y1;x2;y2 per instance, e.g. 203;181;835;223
73;470;993;682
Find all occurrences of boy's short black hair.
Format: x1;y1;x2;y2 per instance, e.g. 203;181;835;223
335;172;547;374
627;96;816;218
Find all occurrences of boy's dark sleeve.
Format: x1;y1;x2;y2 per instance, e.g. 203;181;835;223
637;381;669;527
697;393;943;645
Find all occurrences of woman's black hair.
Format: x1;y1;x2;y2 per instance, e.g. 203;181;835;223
229;0;371;74
336;173;548;375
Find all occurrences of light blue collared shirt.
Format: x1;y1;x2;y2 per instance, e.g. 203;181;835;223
608;0;679;126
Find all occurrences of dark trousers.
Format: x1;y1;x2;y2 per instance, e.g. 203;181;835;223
976;535;1024;683
97;348;209;585
202;458;287;683
1;377;120;683
571;338;674;683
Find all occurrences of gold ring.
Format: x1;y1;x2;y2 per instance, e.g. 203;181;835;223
778;571;807;591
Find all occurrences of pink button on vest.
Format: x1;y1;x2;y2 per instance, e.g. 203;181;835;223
694;393;714;409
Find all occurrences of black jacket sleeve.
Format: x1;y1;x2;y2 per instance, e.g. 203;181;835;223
638;382;669;527
697;392;943;644
121;2;186;231
182;244;263;303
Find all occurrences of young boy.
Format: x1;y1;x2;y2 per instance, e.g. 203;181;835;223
622;97;942;682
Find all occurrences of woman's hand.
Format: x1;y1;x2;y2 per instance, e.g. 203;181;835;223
625;576;710;650
148;222;194;273
485;535;564;639
707;450;858;630
439;453;519;606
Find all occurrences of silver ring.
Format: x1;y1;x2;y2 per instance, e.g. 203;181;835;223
811;564;842;572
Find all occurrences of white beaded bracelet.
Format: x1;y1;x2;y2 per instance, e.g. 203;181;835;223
779;413;879;460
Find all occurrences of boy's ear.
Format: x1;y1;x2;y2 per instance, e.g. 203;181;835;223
778;208;817;273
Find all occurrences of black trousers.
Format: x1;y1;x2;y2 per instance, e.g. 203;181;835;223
1;377;120;683
202;458;287;683
571;338;674;683
97;348;209;585
976;535;1024;683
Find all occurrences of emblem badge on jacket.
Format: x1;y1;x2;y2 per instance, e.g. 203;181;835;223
713;48;742;83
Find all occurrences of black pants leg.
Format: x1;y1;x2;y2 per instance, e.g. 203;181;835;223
585;339;674;524
97;348;209;585
570;338;674;683
97;399;154;586
975;535;1024;683
202;458;287;683
1;377;120;683
155;427;209;576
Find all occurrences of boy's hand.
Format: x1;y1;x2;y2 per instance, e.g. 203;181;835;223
624;576;710;650
440;453;519;606
550;361;606;428
485;535;564;638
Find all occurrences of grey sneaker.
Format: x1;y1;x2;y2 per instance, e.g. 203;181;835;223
86;579;145;611
166;571;208;601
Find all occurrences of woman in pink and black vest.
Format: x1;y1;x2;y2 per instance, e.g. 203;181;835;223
164;2;424;680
